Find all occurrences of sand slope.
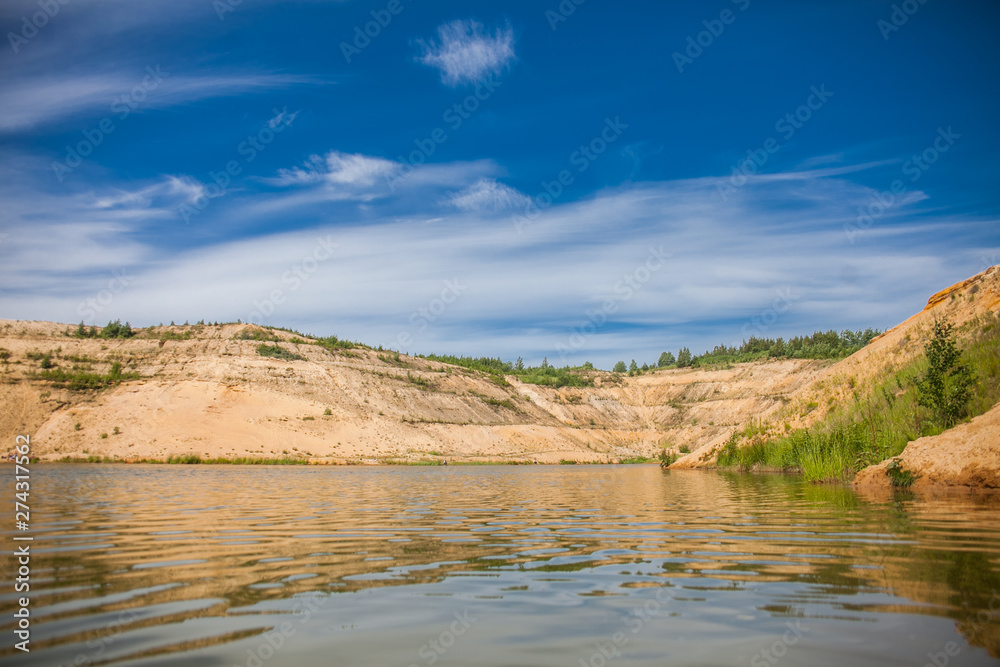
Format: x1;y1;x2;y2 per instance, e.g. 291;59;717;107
855;402;1000;490
2;265;997;471
0;322;827;463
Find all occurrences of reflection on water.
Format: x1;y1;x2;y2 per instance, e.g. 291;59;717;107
2;465;1000;666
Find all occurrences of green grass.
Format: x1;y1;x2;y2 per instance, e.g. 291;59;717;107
234;327;279;342
55;455;309;465
418;354;594;388
618;456;656;464
166;455;308;464
482;396;516;410
886;458;917;488
256;344;306;361
31;361;140;390
717;312;1000;482
405;371;431;388
157;330;194;341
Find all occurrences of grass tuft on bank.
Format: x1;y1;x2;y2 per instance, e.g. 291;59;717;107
717;313;1000;482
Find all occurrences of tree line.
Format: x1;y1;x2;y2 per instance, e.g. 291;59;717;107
612;328;883;375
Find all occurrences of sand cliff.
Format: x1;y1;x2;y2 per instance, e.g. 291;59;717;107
2;266;997;480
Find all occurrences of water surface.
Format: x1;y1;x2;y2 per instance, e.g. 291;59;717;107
3;465;1000;666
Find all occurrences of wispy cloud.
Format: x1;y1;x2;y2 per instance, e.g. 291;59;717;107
268;151;400;201
0;159;987;367
416;19;516;86
447;179;530;212
0;72;320;132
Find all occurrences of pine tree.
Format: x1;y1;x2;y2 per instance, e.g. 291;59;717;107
613;361;627;373
515;357;524;371
658;351;675;367
915;319;974;428
677;347;692;367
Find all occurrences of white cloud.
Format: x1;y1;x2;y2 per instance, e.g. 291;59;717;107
91;176;205;210
0;72;320;132
416;19;516;86
268;151;401;202
447;179;530;212
0;160;990;369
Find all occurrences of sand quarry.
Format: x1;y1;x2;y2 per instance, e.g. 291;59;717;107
1;266;998;488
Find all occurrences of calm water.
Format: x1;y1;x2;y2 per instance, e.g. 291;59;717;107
3;465;1000;666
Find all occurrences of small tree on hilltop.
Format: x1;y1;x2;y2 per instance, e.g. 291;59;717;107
613;361;627;373
915;319;974;429
676;347;692;367
658;351;675;367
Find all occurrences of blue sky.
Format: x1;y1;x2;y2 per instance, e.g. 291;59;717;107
0;0;998;369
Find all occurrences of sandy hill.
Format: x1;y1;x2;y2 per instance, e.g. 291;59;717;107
671;264;1000;480
0;325;828;464
1;265;996;468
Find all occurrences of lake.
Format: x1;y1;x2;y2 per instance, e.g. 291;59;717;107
2;464;999;666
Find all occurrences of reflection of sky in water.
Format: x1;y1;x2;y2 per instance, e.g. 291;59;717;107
2;465;999;666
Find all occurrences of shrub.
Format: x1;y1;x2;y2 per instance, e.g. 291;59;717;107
886;458;917;488
33;363;140;391
235;327;278;342
915;319;974;429
256;344;306;361
100;320;134;339
658;449;678;467
167;454;202;464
